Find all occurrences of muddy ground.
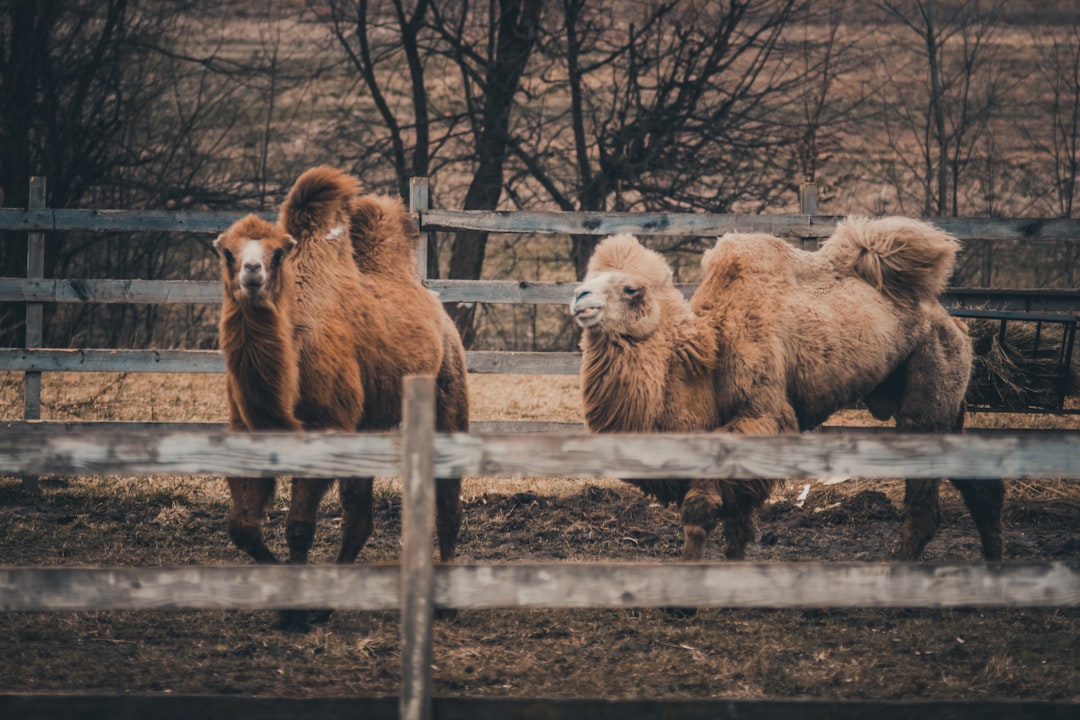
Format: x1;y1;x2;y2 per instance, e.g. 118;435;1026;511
0;472;1077;702
0;372;1077;702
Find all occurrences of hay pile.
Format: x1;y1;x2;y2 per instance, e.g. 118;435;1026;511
966;318;1079;411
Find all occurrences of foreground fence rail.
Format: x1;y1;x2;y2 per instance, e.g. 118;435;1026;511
2;377;1080;719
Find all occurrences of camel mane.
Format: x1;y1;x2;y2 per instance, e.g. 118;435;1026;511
586;233;673;288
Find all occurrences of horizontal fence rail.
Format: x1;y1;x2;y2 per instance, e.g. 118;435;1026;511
5;277;1080;314
1;426;1079;482
0;348;581;375
4;206;1080;241
2;562;1078;612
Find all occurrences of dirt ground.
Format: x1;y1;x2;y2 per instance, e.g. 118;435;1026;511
0;373;1078;702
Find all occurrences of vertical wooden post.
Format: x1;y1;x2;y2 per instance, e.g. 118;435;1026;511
799;181;819;251
24;176;45;420
400;375;436;720
22;177;46;494
409;177;430;281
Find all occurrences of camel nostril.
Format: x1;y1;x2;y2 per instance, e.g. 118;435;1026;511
574;289;591;302
243;263;261;273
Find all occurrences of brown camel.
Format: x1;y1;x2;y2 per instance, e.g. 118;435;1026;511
214;166;469;628
571;218;1004;564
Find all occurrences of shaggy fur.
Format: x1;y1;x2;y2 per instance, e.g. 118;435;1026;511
215;166;469;627
572;218;1005;563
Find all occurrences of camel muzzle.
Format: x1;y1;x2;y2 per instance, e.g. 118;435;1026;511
571;288;604;327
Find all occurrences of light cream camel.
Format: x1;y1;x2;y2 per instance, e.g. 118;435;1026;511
572;217;1004;563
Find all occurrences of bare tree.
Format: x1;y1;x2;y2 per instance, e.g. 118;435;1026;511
1029;25;1080;218
320;0;544;346
515;0;807;278
873;0;1008;217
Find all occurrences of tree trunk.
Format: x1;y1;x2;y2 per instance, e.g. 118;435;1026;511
445;0;544;347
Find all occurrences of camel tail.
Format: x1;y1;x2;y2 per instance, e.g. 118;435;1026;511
825;216;960;304
280;166;362;242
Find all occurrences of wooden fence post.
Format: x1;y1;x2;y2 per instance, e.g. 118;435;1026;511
409;177;430;281
799;182;818;251
400;375;436;720
24;176;45;420
22;177;46;493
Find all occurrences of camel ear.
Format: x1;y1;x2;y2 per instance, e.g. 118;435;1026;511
212;234;224;251
284;235;297;252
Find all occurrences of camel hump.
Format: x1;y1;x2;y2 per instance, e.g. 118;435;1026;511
587;234;673;288
824;216;960;303
348;194;419;274
280;166;362;242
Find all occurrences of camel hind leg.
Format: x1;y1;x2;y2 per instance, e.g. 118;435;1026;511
337;477;374;564
227;477;279;564
894;317;1004;561
434;333;468;564
720;479;777;560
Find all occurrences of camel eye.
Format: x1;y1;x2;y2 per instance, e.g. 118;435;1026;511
271;248;284;268
623;286;640;297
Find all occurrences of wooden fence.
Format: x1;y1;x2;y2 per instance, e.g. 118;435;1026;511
2;180;1080;717
1;375;1079;720
2;176;1080;417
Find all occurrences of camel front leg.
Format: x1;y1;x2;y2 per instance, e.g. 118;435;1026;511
896;479;942;560
226;477;279;564
680;480;722;562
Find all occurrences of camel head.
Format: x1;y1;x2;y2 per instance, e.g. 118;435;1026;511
214;214;296;305
570;234;673;340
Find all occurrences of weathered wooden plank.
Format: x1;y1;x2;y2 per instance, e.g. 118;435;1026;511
435;562;1080;609
0;348;224;373
0;208;270;233
419;209;1080;242
0;278;221;304
426;279;580;304
1;696;1075;720
0;348;578;375
401;377;436;720
23;177;46;424
466;350;580;375
0;428;1078;481
0;566;400;611
3;277;1080;316
0;420;584;434
410;177;430;280
435;430;1080;481
420;209;832;237
1;562;1076;611
3;206;1080;242
0;429;401;478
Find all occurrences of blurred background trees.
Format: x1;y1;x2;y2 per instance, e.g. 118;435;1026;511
2;0;1079;351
